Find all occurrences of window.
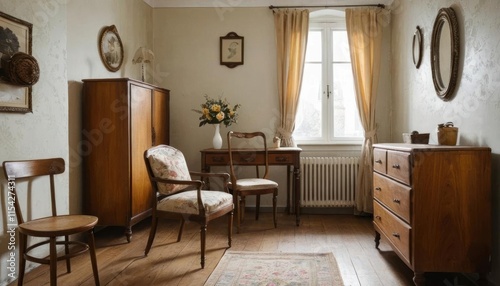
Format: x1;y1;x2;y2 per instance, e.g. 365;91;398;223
294;21;363;144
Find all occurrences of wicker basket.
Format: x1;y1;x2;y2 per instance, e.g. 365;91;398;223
1;52;40;86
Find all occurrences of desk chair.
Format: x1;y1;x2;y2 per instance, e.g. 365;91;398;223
227;131;278;233
3;158;99;286
143;145;233;268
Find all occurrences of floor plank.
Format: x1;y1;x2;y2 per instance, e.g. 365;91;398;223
9;213;489;286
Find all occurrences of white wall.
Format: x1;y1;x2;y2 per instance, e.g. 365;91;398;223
0;0;152;285
390;0;500;283
152;7;392;208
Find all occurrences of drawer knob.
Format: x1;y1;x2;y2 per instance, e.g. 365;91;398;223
375;187;381;191
392;232;400;238
375;215;381;220
375;159;382;164
275;156;288;162
392;198;400;203
392;164;400;169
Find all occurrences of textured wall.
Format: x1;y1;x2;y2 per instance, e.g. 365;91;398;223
391;0;500;283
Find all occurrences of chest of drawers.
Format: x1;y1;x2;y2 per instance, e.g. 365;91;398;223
372;143;491;285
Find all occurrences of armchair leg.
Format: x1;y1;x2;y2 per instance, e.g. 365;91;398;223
228;210;233;247
177;219;185;242
200;224;207;269
145;217;159;256
236;196;241;234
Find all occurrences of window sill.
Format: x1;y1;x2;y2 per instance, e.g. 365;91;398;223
296;143;362;157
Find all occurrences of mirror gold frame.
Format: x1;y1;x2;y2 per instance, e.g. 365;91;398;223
431;7;460;101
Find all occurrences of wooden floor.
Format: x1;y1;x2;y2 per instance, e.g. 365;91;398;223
11;212;484;286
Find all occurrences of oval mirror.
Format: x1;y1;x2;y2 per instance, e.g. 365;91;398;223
431;7;460;101
412;26;423;68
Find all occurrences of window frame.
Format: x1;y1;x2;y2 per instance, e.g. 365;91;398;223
295;20;363;146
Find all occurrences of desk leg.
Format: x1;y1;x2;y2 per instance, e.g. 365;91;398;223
286;165;291;214
294;166;300;226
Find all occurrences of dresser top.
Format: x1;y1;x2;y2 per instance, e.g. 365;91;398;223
373;143;491;152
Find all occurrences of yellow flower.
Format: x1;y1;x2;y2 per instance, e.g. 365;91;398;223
211;104;221;112
216;112;225;121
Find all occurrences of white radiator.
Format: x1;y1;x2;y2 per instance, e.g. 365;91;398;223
300;156;359;207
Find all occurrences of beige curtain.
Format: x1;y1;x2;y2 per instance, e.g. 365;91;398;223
273;9;309;147
346;8;384;214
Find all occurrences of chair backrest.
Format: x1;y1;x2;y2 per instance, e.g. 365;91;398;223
227;131;270;184
144;144;192;196
3;158;65;224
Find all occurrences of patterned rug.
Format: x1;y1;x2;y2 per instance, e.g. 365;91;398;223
204;251;344;286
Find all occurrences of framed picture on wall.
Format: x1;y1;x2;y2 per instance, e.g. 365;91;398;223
98;25;124;72
220;32;244;68
0;11;33;113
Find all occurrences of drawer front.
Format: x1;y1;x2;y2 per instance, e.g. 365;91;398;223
205;154;229;165
387;151;411;185
373;172;411;223
374;202;411;262
269;153;293;164
373;148;387;174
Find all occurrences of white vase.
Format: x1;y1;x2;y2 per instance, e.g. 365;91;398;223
212;124;223;149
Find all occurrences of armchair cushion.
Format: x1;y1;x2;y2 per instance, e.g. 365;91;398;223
157;190;233;214
147;146;192;195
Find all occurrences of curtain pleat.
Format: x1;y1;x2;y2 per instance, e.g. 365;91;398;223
346;8;384;214
273;9;309;147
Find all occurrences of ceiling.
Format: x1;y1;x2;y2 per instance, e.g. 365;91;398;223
143;0;394;8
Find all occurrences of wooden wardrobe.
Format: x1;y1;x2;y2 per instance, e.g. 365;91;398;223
82;78;169;242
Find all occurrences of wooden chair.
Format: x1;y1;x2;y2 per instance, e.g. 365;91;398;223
143;144;233;268
2;158;99;286
227;131;278;233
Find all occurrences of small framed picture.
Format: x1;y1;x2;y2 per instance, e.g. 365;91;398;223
220;32;244;68
98;25;124;72
0;11;33;113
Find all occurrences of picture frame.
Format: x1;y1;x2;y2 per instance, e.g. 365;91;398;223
98;25;124;72
220;32;244;68
412;26;423;69
0;11;33;113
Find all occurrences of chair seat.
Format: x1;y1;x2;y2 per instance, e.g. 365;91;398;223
19;215;98;237
230;178;278;191
158;190;233;214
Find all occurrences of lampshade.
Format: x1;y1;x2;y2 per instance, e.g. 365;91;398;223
132;47;154;64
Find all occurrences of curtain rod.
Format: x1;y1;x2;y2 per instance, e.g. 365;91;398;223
269;4;385;9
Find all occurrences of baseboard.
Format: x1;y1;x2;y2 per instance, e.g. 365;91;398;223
243;206;355;215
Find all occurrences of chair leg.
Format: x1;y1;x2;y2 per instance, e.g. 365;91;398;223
177;218;185;242
87;229;100;286
49;237;57;286
228;210;233;247
64;235;71;273
145;217;159;256
236;195;241;234
255;195;260;220
200;224;207;269
240;196;246;222
273;191;277;228
17;233;27;286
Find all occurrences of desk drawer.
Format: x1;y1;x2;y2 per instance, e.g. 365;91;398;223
205;154;229;165
269;153;294;164
374;201;411;263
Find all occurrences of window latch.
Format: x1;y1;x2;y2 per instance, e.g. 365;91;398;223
326;85;331;99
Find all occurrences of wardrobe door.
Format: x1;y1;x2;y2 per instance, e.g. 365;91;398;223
152;88;170;146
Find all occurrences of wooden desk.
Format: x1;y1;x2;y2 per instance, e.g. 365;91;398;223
200;147;302;226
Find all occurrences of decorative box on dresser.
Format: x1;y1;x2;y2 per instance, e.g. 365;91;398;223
82;78;169;242
372;143;491;285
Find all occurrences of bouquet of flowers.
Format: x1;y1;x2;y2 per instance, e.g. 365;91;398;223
192;95;241;127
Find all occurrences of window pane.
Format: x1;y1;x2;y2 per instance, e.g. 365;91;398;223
295;63;322;138
332;63;363;137
332;31;351;62
305;31;322;62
